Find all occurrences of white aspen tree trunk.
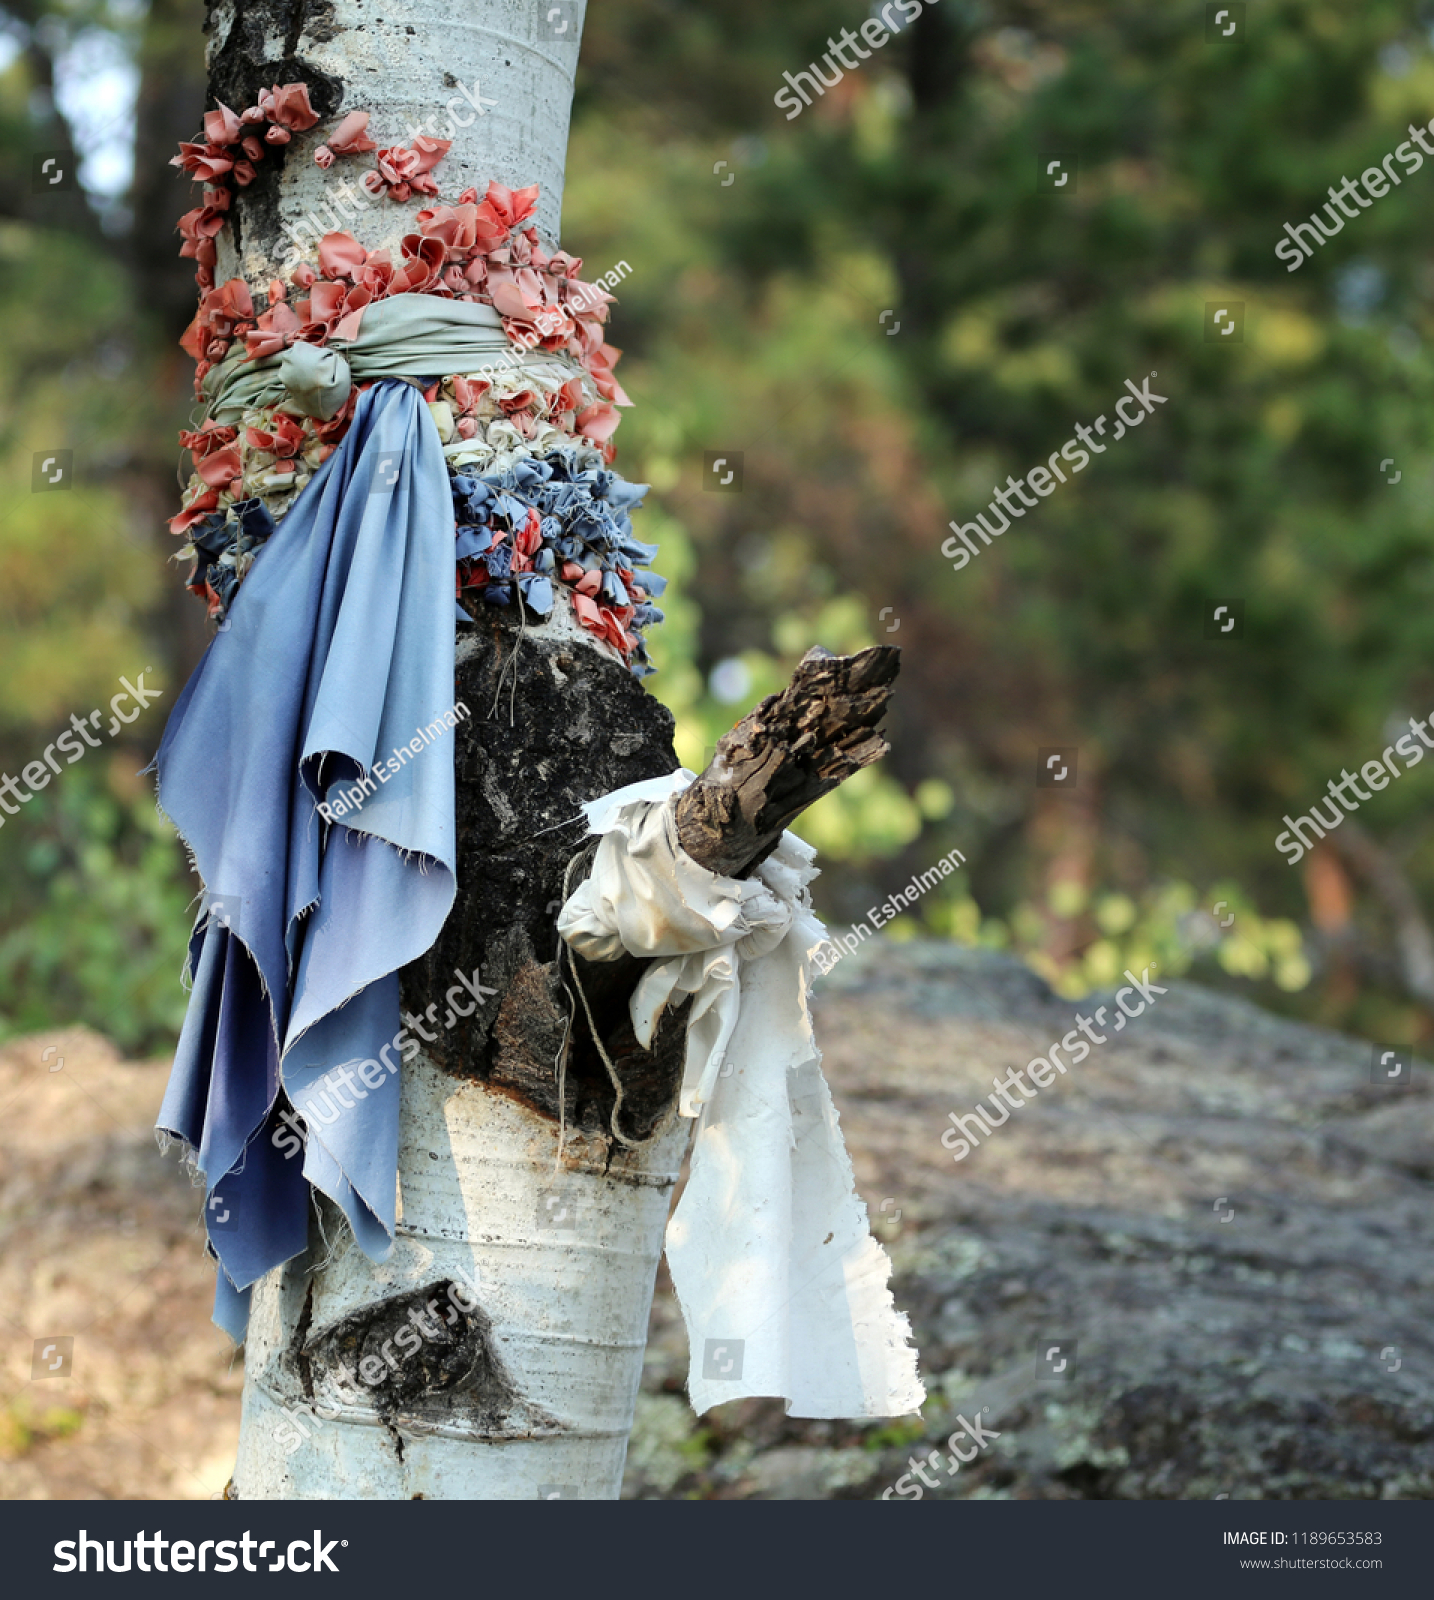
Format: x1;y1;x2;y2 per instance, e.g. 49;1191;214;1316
236;1059;690;1500
201;0;699;1501
207;0;582;281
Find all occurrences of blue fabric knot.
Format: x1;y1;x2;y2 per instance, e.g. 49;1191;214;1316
518;573;554;616
455;526;495;561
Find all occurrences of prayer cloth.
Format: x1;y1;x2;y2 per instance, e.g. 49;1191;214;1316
155;378;456;1340
558;772;926;1418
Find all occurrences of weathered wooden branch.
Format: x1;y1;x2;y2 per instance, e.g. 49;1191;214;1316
675;644;901;878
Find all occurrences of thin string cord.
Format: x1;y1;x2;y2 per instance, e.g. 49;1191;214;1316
564;925;672;1154
552;976;575;1175
486;628;512;722
509;602;527;727
551;847;588;1174
485;600;527;727
531;810;588;838
555;836;674;1153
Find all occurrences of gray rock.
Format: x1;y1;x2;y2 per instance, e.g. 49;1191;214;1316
623;941;1434;1499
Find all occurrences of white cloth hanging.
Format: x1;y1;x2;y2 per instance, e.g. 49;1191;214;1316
558;770;925;1419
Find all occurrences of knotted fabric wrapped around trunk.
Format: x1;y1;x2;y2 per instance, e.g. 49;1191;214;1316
558;772;926;1419
200;295;566;425
154;379;457;1341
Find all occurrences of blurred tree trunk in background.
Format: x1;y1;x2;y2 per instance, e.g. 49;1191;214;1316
132;0;208;342
131;0;211;684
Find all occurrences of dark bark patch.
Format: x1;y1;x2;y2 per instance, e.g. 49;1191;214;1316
301;1279;561;1437
293;1278;316;1399
400;614;682;1141
201;0;345;251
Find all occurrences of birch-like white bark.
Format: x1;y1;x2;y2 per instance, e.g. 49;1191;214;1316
235;1054;689;1499
208;0;583;283
206;1;693;1502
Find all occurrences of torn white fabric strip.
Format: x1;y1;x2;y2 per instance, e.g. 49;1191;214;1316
559;771;925;1420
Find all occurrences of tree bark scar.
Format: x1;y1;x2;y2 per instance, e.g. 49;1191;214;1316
301;1279;563;1437
284;0;312;61
204;1;343;122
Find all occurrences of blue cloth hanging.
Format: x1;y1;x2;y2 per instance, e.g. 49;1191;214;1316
153;380;457;1341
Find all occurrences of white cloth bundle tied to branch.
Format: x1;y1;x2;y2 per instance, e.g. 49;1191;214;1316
558;771;926;1419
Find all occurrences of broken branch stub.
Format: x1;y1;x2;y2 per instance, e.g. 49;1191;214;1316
674;644;901;880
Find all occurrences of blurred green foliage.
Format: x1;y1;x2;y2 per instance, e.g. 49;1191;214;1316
0;1392;85;1460
4;0;1434;1054
0;17;190;1054
568;0;1434;1042
0;759;193;1053
0;216;163;730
